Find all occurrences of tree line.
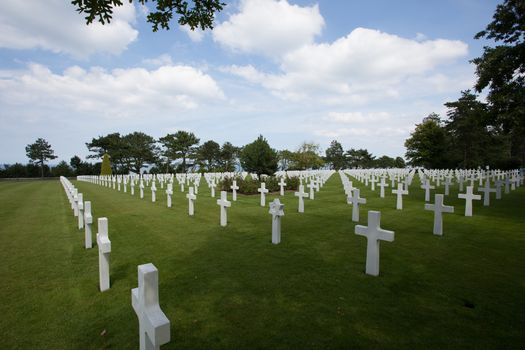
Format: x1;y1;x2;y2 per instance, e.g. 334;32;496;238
405;0;524;170
1;134;406;178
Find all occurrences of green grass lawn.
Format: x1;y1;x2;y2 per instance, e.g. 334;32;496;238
1;175;524;349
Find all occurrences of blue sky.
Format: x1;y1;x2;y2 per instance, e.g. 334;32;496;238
0;0;500;164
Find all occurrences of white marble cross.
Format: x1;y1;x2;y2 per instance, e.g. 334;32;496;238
210;181;216;198
421;180;435;202
495;180;503;199
217;191;231;227
424;194;454;236
307;180;316;200
444;177;452;196
166;183;173;208
151;182;157;202
84;201;93;249
186;187;196;216
180;182;185;192
131;263;170;350
140;180;145;199
347;188;366;222
278;177;286;196
231;180;239;201
269;198;284;244
97;217;111;291
294;184;308;213
131;180;135;196
392;183;408;210
73;189;79;217
355;211;395;276
378;178;388;198
478;179;496;206
458;186;481;216
77;193;84;229
258;182;269;207
370;176;378;191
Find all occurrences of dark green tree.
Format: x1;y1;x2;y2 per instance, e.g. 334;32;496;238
444;90;491;168
52;161;74;177
325;140;346;169
70;155;82;173
121;132;158;173
240;135;278;176
219;142;238;172
472;0;525;165
404;114;450;168
72;0;225;31
25;138;58;177
196;140;221;171
345;148;375;168
159;131;200;173
86;133;126;172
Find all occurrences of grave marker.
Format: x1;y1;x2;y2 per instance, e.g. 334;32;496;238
269;198;285;244
131;263;170;350
347;188;366;222
424;194;454;236
258;183;269;207
294;185;308;213
216;191;231;227
355;211;395;276
458;186;481;216
96;217;111;291
392;183;408;210
84;201;93;249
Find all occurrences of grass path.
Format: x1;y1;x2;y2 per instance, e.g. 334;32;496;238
0;176;524;349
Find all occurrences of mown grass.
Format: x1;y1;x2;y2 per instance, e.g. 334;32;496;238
0;175;524;349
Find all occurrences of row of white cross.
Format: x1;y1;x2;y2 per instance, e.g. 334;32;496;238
60;177;169;350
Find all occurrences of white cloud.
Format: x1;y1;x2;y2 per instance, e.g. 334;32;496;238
0;0;138;58
326;111;391;124
0;63;225;117
224;27;469;103
213;0;324;57
142;54;174;66
181;25;205;42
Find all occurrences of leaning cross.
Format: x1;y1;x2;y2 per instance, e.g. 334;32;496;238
355;210;395;276
131;263;170;350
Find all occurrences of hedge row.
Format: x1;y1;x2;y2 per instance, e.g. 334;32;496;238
218;176;300;195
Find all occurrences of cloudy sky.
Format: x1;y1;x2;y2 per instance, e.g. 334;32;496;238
0;0;500;164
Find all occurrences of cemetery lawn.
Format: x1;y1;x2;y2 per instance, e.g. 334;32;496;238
1;178;525;350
